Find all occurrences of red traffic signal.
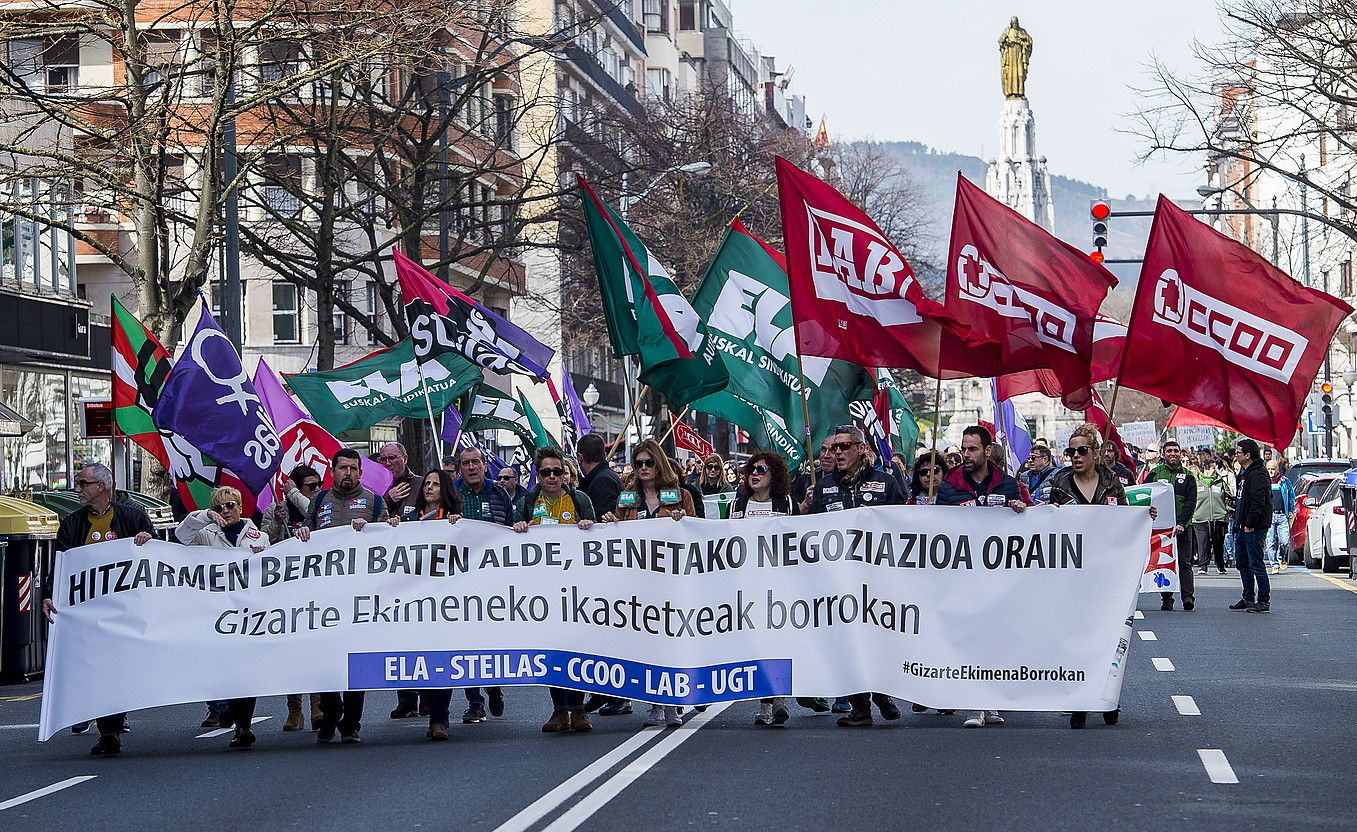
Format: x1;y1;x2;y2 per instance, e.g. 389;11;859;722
1321;381;1334;395
1090;250;1105;264
1091;201;1111;220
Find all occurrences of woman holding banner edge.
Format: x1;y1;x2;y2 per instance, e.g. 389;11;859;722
1048;423;1155;729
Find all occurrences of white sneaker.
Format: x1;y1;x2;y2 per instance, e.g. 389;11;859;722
664;706;683;727
984;710;1004;725
642;705;665;727
754;703;773;725
963;710;985;728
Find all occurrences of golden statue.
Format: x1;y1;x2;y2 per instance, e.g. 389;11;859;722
999;16;1033;100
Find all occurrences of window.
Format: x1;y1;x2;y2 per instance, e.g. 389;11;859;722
1343;259;1353;298
6;37;78;93
644;0;669;33
494;94;515;150
208;280;247;340
365;282;380;345
1320;133;1328;166
679;0;697;30
257;39;301;85
272;282;300;344
646;67;671;101
260;154;302;219
143;30;182;91
332;280;350;344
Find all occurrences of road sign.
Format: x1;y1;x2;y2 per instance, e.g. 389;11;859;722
1304;409;1339;435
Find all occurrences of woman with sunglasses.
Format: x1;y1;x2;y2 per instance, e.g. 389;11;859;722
386;470;462;740
729;451;801;726
696;453;729;495
1048;423;1155;729
171;486;271;748
600;440;694;727
261;465;322;544
908;451;950;505
514;447;597;734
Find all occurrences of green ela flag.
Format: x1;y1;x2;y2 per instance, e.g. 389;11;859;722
686;220;874;467
458;384;540;450
517;391;560;449
578;175;729;409
876;369;919;464
285;339;482;434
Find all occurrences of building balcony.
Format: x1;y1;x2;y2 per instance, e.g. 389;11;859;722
562;44;646;120
603;4;647;54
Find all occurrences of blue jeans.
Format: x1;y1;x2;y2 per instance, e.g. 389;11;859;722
1264;511;1289;566
1236;527;1270;604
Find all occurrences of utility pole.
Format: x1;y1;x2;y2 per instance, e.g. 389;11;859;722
221;80;242;351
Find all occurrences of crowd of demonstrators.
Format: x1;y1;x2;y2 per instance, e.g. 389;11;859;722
51;410;1255;756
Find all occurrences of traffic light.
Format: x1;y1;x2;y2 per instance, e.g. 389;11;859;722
1321;381;1334;423
1091;201;1111;250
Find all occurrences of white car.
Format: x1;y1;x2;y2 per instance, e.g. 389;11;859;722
1304;478;1353;573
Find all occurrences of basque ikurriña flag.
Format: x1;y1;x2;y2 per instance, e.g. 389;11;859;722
394;250;553;379
946;175;1117;410
1118;196;1353;449
775;157;1004;378
578;175;729;409
153;303;281;498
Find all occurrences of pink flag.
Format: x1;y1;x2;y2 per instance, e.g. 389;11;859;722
253;358;392;510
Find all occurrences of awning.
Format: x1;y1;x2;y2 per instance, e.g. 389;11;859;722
0;400;36;437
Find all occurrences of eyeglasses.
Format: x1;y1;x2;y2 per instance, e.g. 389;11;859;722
74;479;100;488
831;441;857;452
1064;446;1093;457
918;466;944;476
538;468;564;477
496;474;516;481
635;458;656;469
301;480;321;490
375;454;401;462
750;464;770;475
212;501;239;511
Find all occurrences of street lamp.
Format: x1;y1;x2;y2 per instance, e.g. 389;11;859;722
582;381;600;435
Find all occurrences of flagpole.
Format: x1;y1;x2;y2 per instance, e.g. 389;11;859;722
793;347;817;486
659;406;690;444
413;359;442;469
606;383;650;461
927;372;943;500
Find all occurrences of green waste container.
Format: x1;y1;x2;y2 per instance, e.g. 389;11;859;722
0;496;58;684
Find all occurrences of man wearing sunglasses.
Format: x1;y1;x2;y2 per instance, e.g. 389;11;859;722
47;462;154;757
1146;440;1197;612
1022;445;1058;505
806;426;906;727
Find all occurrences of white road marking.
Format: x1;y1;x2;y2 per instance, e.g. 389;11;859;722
1152;657;1175;671
538;703;730;832
492;723;671;832
1198;749;1239;783
195;716;271;739
0;723;39;730
1172;695;1200;716
1137;631;1158;641
0;776;97;811
1133;610;1144;620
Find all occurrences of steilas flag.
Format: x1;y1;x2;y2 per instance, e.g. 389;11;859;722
1119;196;1353;449
775;157;1004;378
996;313;1127;400
946;175;1117;410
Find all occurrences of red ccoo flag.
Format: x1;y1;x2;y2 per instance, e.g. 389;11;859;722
1118;196;1353;449
946;175;1117;410
775;157;1004;378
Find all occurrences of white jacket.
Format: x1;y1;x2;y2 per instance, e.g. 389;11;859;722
175;510;271;551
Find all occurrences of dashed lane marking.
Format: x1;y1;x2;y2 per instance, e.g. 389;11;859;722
195;716;271;739
1152;658;1175;671
0;693;41;703
0;724;39;730
1137;631;1158;641
1172;695;1200;716
1133;610;1144;620
0;776;97;811
1197;749;1239;784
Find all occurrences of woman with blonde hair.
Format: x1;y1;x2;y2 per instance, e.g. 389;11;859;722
170;486;270;748
601;439;694;726
696;453;728;495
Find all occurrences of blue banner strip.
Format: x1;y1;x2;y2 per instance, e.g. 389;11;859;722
348;649;792;705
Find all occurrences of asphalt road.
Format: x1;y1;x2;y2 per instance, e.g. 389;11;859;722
2;568;1354;831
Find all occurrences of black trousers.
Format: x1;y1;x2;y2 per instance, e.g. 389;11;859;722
95;713;126;736
847;692;894;713
1191;521;1226;571
228;698;256;727
319;691;365;732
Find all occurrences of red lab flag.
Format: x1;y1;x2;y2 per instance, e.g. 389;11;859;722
995;313;1127;400
946;175;1117;410
1119;195;1353;449
775;157;1004;377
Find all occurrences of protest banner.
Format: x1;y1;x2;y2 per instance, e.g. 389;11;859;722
1126;482;1178;592
40;506;1148;739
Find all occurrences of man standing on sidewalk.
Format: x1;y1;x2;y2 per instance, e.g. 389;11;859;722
1148;441;1197;611
1231;439;1273;613
1264;459;1295;574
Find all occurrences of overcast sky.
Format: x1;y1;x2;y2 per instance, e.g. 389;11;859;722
734;1;1227;199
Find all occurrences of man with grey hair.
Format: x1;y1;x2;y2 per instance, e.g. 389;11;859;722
45;462;154;756
808;425;907;727
376;442;422;520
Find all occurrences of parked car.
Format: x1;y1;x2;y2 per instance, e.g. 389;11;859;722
1291;473;1342;564
1303;478;1353;572
1285;458;1353;489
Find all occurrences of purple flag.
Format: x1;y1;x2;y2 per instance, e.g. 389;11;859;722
155;304;280;497
991;380;1033;477
440;402;463;447
560;372;592;443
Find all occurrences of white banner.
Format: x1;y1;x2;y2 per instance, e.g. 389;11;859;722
1126;482;1179;593
1176;425;1215;448
39;506;1149;740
